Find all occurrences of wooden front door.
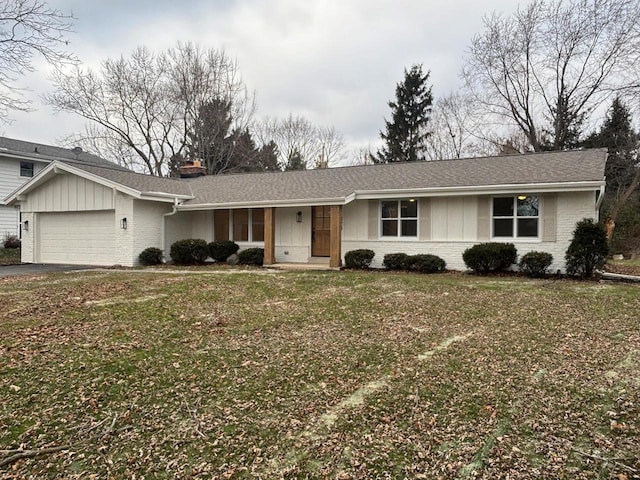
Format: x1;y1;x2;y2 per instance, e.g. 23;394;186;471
312;206;331;257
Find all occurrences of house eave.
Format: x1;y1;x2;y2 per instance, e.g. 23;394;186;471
352;181;605;199
0;149;55;164
173;181;604;211
4;161;195;205
178;197;347;211
139;191;194;202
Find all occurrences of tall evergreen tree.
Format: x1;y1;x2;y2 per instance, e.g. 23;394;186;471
583;98;639;217
583;97;640;251
375;64;433;163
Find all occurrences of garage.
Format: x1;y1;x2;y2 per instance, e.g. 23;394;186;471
38;211;116;265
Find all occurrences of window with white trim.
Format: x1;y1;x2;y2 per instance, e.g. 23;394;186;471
381;199;418;237
492;195;539;238
20;161;34;177
232;208;264;242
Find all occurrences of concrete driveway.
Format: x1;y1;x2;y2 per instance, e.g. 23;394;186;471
0;264;99;277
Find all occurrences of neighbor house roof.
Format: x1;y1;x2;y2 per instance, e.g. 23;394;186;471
6;148;607;208
0;136;130;171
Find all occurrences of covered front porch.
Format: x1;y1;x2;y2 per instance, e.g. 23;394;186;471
166;204;343;267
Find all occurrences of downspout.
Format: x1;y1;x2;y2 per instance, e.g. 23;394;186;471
162;198;180;261
595;184;606;221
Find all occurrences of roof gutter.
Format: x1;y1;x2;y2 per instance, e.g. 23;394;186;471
161;197;181;260
353;181;606;199
178;196;347;211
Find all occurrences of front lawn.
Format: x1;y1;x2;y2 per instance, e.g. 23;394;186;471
0;270;638;478
0;247;20;265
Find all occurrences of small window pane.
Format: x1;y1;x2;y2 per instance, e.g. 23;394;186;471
493;218;513;237
252;209;264;242
493;197;513;216
400;200;417;218
20;162;34;177
517;196;539;217
233;209;249;241
401;219;417;236
381;201;398;218
382;219;398;236
517;218;538;237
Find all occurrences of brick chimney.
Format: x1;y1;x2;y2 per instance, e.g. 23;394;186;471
179;159;207;178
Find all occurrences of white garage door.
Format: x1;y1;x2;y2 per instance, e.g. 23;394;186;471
38;211;116;265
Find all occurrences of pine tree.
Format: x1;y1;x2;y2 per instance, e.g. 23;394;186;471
582;97;640;252
376;64;433;163
583;98;639;217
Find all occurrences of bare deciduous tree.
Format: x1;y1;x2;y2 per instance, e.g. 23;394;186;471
46;42;254;176
463;0;640;152
0;0;75;121
255;114;345;169
425;92;498;160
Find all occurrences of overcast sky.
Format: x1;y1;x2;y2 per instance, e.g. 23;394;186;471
1;0;522;158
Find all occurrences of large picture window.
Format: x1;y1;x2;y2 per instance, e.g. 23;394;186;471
381;200;418;237
492;195;539;238
233;208;264;242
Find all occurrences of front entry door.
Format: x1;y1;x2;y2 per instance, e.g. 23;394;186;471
311;206;331;257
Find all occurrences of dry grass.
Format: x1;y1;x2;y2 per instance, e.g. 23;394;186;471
0;269;638;479
0;248;20;265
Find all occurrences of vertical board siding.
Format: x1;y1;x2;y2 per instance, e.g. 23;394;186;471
477;196;490;241
367;200;378;239
418;198;431;240
541;194;557;242
23;174;114;212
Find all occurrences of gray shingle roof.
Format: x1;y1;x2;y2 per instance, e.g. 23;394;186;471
14;146;607;205
182;148;607;206
69;163;194;197
0;136;130;171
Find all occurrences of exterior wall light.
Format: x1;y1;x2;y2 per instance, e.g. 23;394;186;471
120;217;128;230
23;220;29;231
296;211;302;223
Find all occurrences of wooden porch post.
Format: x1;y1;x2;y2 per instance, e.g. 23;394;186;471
264;207;276;265
329;205;342;268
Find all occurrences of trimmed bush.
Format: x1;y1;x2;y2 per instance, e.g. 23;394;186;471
238;247;264;266
3;234;21;249
138;247;164;266
406;254;446;273
383;253;409;270
519;251;553;278
208;240;239;262
169;238;209;265
565;218;608;277
344;249;375;269
462;242;518;273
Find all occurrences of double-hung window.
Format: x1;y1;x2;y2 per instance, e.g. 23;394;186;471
20;161;34;177
233;208;264;242
492;195;539;239
381;200;417;237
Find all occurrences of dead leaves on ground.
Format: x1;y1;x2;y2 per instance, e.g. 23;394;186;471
0;271;638;478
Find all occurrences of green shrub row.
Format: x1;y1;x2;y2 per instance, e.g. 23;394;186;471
170;239;209;265
382;252;446;273
139;239;242;266
139;218;605;278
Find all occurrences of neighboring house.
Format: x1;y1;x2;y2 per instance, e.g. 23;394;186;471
0;136;128;238
4;149;606;271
